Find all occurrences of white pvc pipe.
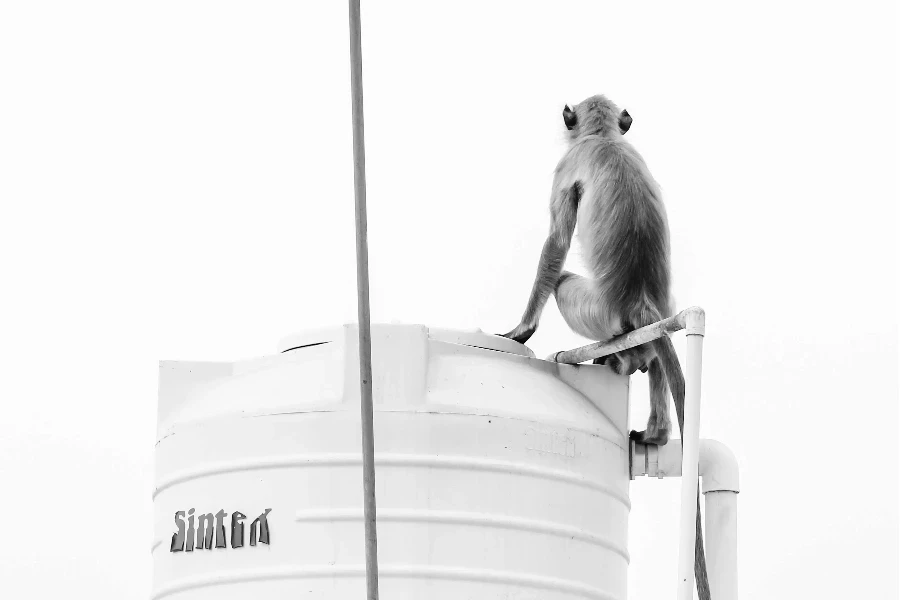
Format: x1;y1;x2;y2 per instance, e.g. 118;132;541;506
700;439;739;600
676;307;705;600
705;491;738;600
632;436;739;600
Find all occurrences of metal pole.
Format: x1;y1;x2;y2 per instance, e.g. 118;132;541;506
347;1;379;599
676;309;705;600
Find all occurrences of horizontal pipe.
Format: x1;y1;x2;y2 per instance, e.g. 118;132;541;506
546;306;703;364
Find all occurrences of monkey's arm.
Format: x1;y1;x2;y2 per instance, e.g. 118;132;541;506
500;182;580;344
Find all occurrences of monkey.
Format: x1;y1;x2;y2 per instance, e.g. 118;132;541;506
499;94;677;441
499;95;711;600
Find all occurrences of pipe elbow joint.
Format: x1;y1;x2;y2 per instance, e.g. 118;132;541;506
699;438;740;494
631;438;740;494
677;306;706;336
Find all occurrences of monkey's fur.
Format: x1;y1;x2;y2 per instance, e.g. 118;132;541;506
500;94;711;600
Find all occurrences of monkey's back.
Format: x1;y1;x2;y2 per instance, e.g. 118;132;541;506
568;137;673;321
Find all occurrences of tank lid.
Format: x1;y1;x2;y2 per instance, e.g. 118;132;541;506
277;324;533;358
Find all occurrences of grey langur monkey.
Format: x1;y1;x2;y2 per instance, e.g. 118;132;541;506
499;94;711;600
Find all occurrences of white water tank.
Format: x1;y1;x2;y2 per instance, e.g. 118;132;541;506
153;324;631;600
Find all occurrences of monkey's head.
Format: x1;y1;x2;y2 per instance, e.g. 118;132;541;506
562;95;632;141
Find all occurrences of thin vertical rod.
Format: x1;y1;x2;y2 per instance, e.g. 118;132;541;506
347;1;379;599
677;330;705;600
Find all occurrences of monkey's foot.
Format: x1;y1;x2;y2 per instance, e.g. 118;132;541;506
498;324;536;345
630;428;670;446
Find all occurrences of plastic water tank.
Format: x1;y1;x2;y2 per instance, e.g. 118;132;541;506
153;324;631;600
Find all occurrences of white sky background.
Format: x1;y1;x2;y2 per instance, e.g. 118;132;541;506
0;1;897;598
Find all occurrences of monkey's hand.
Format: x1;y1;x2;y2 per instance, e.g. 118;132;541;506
499;322;537;345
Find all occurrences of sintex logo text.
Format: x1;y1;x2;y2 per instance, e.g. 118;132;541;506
170;508;271;552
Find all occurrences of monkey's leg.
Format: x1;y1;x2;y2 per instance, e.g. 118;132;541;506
592;324;637;371
553;271;622;342
629;357;671;446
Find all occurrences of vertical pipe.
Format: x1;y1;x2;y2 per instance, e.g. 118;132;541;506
705;491;739;600
676;309;705;600
347;1;379;599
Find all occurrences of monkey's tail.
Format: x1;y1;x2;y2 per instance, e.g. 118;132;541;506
635;300;687;432
653;334;685;432
652;333;712;600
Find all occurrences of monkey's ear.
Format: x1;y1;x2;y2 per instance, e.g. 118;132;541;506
619;109;633;134
563;105;577;130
